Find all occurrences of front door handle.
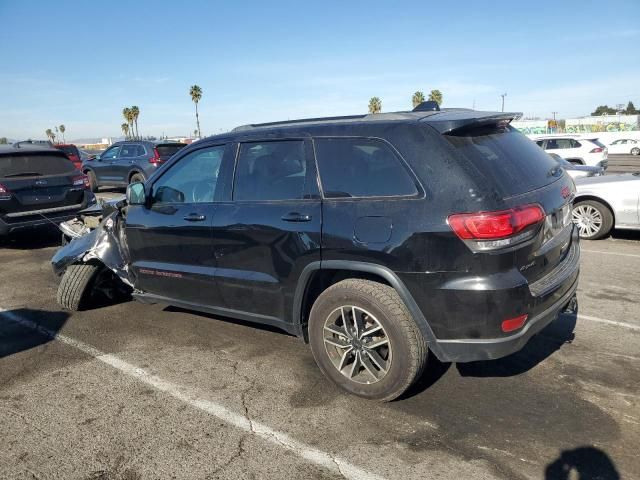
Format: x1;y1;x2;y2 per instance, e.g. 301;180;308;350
183;213;206;222
281;212;312;222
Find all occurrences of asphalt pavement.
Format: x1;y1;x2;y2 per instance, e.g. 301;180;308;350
0;223;638;479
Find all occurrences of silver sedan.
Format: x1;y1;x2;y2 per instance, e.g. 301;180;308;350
573;173;640;239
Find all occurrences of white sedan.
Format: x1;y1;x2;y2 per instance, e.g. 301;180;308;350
607;139;640;155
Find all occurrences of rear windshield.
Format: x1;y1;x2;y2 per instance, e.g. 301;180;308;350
586;138;606;149
57;145;79;156
444;125;561;196
0;154;76;178
156;144;185;158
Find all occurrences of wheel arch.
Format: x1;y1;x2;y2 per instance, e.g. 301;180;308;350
293;260;445;360
128;169;145;183
574;195;616;226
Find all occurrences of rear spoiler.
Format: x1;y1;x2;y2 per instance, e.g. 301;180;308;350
421;110;522;134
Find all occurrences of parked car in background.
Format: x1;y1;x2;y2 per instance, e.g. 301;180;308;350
548;153;604;180
52;108;579;401
82;140;186;191
0;144;95;237
14;139;53;148
533;135;608;168
78;149;96;162
607;138;640;155
54;144;83;170
573;173;640;239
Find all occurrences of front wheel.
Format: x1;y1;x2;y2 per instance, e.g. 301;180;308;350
572;200;614;240
631;147;640;156
129;173;145;184
86;170;98;193
308;279;428;402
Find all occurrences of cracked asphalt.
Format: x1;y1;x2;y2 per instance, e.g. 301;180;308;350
0;216;639;479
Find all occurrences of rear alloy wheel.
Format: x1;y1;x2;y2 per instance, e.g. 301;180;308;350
631;147;640;156
129;173;145;184
86;170;98;193
572;200;613;240
309;279;428;402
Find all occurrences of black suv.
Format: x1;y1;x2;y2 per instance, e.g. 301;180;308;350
82;140;186;191
0;144;95;237
52;108;579;401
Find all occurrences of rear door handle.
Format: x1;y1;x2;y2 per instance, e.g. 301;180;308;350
281;212;312;222
183;213;206;222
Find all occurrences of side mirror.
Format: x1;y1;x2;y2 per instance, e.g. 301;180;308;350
126;182;147;205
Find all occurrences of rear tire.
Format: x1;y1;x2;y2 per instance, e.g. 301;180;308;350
129;172;145;184
86;170;98;193
631;147;640;156
572;200;613;240
308;279;428;402
57;263;101;311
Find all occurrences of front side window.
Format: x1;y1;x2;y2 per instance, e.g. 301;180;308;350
101;146;120;159
234;140;306;201
152;145;224;204
314;137;418;198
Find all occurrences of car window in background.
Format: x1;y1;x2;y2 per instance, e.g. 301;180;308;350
555;139;572;149
156;144;185;159
58;145;79;157
588;139;606;149
101;146;120;159
0;153;76;177
314;137;417;198
233;140;306;201
569;139;582;148
152;145;224;203
536;140;545;147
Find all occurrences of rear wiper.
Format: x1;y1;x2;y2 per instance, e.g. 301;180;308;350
3;172;43;177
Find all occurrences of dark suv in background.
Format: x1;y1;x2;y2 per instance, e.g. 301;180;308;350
82;140;186;191
0;144;95;237
53;106;579;401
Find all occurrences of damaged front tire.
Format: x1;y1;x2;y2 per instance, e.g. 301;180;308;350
57;263;102;311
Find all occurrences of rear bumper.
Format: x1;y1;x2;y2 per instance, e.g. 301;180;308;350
434;273;578;363
0;211;80;236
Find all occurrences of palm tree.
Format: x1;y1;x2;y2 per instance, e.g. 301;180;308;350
189;85;203;138
45;128;53;142
412;91;425;108
368;96;382;114
59;124;66;143
122;107;133;139
121;123;130;139
428;89;443;106
130;106;140;139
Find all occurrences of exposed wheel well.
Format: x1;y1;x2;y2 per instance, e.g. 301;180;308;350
128;171;144;182
574;196;616;225
299;269;391;341
566;158;584;165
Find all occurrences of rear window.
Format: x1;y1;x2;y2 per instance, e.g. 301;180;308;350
587;138;606;148
444;126;561;196
314;138;418;198
0;153;76;178
57;145;79;156
156;144;185;158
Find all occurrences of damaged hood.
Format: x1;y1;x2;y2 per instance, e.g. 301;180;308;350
51;210;133;287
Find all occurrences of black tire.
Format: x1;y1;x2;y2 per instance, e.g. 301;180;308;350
572;200;614;240
308;279;428;402
129;172;145;184
631;147;640;156
86;170;98;193
57;263;101;311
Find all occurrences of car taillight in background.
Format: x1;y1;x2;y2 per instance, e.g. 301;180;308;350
149;148;162;165
0;183;11;200
590;147;604;153
72;174;90;189
448;204;545;251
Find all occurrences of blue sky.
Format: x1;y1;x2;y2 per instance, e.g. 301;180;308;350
1;0;639;140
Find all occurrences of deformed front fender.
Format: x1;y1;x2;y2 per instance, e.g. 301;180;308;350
51;211;133;287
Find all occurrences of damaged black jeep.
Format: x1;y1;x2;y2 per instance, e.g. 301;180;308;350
52;108;579;401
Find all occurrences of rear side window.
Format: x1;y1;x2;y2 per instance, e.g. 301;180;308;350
234;141;306;201
58;145;79;156
120;144;145;157
444;126;561;196
314;138;418;198
570;139;582;148
588;139;606;148
156;144;185;158
0;154;76;177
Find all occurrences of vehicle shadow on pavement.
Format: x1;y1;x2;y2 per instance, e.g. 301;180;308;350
456;311;577;378
0;226;61;250
545;446;620;480
0;308;69;358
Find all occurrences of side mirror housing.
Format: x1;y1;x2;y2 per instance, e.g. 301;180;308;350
126;182;147;205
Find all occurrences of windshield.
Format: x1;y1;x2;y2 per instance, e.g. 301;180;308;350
0;153;76;178
445;125;562;196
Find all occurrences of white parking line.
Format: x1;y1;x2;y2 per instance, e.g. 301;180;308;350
579;314;640;331
581;249;640;259
0;308;384;480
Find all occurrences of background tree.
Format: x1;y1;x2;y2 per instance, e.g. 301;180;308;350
190;85;203;138
131;106;140;139
625;101;639;114
590;105;618;116
122;107;134;139
368;96;382;114
412;91;425;108
59;124;66;143
428;89;443;106
45;128;53;142
0;137;8;144
54;126;59;144
121;123;130;139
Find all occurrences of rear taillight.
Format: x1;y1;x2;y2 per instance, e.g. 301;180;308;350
590;147;603;153
448;204;545;251
149;148;162;165
72;174;90;189
0;183;11;200
502;314;528;333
